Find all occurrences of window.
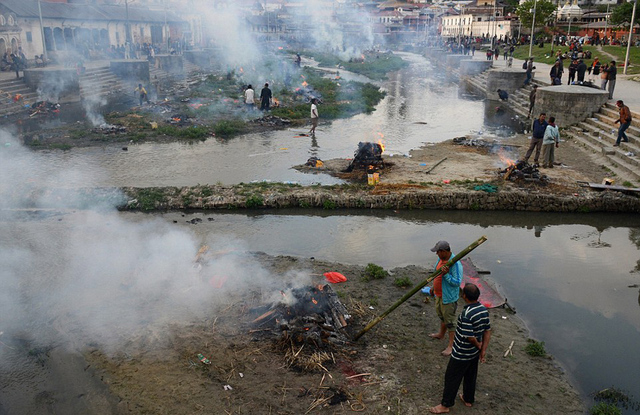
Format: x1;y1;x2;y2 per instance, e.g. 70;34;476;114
0;15;5;26
26;31;32;42
7;15;14;26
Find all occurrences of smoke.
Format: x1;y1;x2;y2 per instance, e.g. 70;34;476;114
83;93;107;127
0;128;309;354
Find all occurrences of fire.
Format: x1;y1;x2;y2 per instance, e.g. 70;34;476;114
239;67;244;73
378;139;385;153
312;298;318;305
278;46;283;50
497;149;516;167
302;81;308;87
316;284;325;290
361;54;366;61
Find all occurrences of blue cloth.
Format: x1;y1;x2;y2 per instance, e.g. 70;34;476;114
434;254;463;304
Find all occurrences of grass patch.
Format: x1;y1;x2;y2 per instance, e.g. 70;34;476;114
393;276;413;288
322;199;337;210
622;181;634;187
245;194;264;208
213;119;247;138
592;387;640;412
135;188;167;211
524;340;546;357
589;402;621;415
155;125;211;140
303;51;409;80
49;143;72;151
363;263;389;281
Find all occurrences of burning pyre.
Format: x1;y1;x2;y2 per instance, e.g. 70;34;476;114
251;284;351;371
499;158;548;183
345;141;384;172
92;123;127;134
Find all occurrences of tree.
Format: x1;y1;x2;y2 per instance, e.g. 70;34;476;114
516;0;558;29
610;1;640;27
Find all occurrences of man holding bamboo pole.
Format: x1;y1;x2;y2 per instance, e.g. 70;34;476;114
428;241;463;356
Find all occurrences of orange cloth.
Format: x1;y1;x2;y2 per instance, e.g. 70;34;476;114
433;259;445;297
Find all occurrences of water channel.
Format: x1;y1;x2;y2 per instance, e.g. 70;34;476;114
2;52;639;413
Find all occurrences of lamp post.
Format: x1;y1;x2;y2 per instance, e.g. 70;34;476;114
528;0;538;57
624;0;637;75
604;3;609;44
567;11;573;40
125;0;131;43
37;0;48;61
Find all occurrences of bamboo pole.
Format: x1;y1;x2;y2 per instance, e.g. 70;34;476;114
425;157;448;174
353;235;488;341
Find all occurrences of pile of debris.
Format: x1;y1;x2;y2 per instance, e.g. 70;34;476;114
295;85;323;103
499;160;548;183
167;114;191;126
251;284;351;371
29;101;60;117
92;124;127;134
345;142;384;172
251;115;292;127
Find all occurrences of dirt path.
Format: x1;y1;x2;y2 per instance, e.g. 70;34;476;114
86;254;584;415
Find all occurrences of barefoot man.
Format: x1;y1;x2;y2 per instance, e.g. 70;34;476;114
429;241;463;356
429;283;492;414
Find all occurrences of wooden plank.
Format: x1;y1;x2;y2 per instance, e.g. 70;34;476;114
577;181;640;193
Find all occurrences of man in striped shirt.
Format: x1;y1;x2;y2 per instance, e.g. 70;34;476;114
429;283;492;414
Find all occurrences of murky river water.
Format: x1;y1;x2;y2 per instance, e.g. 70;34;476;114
1;209;639;413
13;53;522;188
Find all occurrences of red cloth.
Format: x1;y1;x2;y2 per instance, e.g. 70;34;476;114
433;259;445;297
324;272;347;283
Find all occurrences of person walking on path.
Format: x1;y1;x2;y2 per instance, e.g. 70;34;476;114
260;83;272;111
606;61;617;99
588;57;601;83
541;116;560;168
428;241;463;357
601;62;610;91
568;59;578;85
428;283;492;414
528;85;538;118
134;84;148;106
576;59;587;83
524;58;535;86
550;61;562;85
244;84;255;110
309;98;319;135
614;100;632;146
523;113;548;166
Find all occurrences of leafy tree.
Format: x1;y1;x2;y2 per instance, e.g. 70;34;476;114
610;1;640;27
516;0;558;29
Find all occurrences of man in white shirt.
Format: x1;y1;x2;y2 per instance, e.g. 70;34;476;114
310;98;319;135
244;85;255;110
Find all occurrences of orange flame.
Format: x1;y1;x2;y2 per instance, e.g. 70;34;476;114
302;81;308;87
239;67;244;73
312;298;318;305
278;46;283;50
497;149;516;167
377;134;385;153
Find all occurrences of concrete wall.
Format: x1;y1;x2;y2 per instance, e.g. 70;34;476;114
486;68;527;98
460;60;493;76
23;68;79;101
110;60;150;84
155;54;183;74
534;85;609;127
445;54;467;68
184;50;212;68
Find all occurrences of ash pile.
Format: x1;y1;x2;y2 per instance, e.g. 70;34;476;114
344;142;384;172
29;101;60;117
93;124;127;134
295;85;323;103
251;115;292;127
167;114;191;126
251;284;351;371
499;160;548;184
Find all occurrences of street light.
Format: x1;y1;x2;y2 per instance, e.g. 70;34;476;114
624;0;637;75
37;0;48;61
567;10;573;40
528;0;538;57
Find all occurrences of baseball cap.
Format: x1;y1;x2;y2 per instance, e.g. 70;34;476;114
430;241;450;252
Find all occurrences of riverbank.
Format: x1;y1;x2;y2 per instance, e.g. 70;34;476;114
83;253;584;415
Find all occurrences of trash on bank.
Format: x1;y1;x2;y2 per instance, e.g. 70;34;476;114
197;353;211;365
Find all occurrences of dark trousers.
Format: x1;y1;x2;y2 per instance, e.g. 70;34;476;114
260;99;270;111
524;137;543;163
616;122;630;145
441;355;480;407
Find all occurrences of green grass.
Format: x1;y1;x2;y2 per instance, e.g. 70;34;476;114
524;340;547;357
213;119;246;138
589;402;621;415
393;276;413;288
135;188;167;211
363;263;389;281
303;51;409;80
155;125;211;140
511;43;640;75
245;194;264;208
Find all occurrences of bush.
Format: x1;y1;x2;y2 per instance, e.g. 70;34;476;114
213;119;246;138
589;402;622;415
364;263;389;281
136;188;166;211
393;276;412;288
245;194;264;208
524;340;546;357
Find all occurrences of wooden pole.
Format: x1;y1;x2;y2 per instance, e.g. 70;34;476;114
425;157;448;174
353;235;488;341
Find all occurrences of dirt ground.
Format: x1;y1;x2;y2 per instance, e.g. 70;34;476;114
86;254;584;415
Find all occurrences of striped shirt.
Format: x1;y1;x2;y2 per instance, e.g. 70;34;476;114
451;302;491;361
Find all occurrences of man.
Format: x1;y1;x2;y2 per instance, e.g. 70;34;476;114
310;98;319;135
606;60;617;99
528;85;538;118
523;113;547;166
588;57;601;83
613;100;632;147
134;83;148;106
244;84;255;110
428;241;463;357
524;58;535;86
576;59;587;83
497;89;508;101
567;59;578;85
601;61;609;90
260;82;272;111
429;283;491;414
550;61;562;85
541;116;560;168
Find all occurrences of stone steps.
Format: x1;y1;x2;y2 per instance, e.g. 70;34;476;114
0;77;39;116
79;66;127;98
